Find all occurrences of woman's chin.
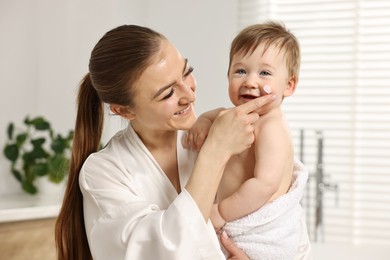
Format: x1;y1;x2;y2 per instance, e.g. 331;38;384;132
180;114;197;130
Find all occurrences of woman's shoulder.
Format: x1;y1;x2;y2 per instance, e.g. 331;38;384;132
80;129;136;183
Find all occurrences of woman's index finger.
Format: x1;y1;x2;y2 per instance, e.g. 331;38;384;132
237;95;275;114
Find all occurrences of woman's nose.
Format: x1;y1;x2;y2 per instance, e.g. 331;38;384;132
179;81;196;103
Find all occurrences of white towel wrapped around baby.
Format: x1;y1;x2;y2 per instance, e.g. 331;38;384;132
223;159;312;260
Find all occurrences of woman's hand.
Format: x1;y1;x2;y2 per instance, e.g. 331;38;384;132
205;94;276;158
184;94;276;222
220;231;250;260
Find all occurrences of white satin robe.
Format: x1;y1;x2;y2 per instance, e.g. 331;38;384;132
79;124;225;260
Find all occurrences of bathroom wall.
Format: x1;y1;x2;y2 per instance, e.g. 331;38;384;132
0;0;238;195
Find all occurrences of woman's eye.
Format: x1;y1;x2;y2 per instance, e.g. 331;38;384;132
162;89;174;100
260;71;271;76
184;66;194;77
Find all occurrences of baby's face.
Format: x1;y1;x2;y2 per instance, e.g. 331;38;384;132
228;43;296;112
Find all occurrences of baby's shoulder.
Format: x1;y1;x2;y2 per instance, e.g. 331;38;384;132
254;116;284;133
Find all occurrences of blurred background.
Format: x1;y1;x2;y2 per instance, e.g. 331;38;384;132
0;0;389;259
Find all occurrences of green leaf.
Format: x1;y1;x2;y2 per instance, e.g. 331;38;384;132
11;168;23;183
31;137;46;147
16;133;27;146
49;171;65;183
25;138;49;160
29;117;51;131
48;155;68;183
51;135;67;154
24;166;36;183
30;163;49;176
23;116;30;125
22;180;37;195
4;144;19;161
22;152;34;165
7;123;14;139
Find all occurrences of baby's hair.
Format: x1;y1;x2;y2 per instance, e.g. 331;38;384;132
229;21;301;79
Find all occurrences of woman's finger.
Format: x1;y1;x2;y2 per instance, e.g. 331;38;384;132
237;94;276;115
220;231;249;260
247;112;260;124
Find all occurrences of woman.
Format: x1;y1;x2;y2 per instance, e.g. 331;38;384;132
55;24;275;260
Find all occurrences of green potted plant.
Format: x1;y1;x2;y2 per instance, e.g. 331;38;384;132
3;116;73;194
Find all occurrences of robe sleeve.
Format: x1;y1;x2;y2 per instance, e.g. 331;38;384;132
79;154;225;260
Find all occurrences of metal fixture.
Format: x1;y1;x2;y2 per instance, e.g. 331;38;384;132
313;130;339;242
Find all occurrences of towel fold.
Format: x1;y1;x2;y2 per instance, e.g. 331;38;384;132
223;159;312;260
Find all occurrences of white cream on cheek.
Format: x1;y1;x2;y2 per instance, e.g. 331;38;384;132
263;85;272;94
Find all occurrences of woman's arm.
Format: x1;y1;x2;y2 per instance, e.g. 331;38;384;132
185;95;276;221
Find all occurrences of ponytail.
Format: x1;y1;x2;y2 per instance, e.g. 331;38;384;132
55;73;103;260
55;24;165;259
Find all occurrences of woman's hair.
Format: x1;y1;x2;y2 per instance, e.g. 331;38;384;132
55;25;166;260
228;21;301;79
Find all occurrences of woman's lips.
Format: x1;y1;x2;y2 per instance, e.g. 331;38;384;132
174;104;192;115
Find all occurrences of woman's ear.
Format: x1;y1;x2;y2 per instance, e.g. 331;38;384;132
110;104;136;120
283;75;298;97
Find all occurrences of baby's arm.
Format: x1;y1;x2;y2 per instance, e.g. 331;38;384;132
218;120;292;223
183;108;225;151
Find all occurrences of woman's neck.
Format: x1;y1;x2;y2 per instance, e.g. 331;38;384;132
130;121;181;193
130;121;177;151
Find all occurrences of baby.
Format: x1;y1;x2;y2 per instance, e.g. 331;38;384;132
184;21;312;259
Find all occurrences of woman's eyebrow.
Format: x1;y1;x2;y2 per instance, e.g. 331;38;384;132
153;58;188;99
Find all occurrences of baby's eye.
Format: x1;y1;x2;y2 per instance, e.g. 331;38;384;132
235;69;246;75
259;71;271;76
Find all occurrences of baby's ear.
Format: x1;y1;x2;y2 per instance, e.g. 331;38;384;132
284;75;298;97
110;104;136;120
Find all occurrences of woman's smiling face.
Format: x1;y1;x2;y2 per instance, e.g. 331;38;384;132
130;40;197;132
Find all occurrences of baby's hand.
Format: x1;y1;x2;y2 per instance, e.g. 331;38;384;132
183;117;212;151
